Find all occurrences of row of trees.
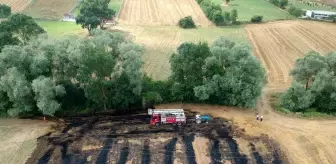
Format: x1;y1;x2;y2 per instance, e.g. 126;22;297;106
0;32;266;117
281;51;336;113
0;30;144;117
197;0;238;25
0;13;45;51
0;4;11;18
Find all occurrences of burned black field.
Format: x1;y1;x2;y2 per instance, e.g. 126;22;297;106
25;110;288;164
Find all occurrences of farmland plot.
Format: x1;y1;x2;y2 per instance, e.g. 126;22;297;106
22;0;78;19
115;26;246;80
0;0;30;12
246;20;336;91
118;0;212;26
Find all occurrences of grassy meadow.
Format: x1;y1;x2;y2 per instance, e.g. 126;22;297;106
37;21;86;37
211;0;291;21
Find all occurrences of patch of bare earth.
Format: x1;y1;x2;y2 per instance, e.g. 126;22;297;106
0;119;52;164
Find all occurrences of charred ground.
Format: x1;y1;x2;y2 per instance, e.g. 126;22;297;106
25;110;288;164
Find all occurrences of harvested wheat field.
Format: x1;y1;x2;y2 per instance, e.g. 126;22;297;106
246;20;336;91
0;119;52;164
114;26;246;79
118;0;212;26
0;0;30;12
22;0;78;19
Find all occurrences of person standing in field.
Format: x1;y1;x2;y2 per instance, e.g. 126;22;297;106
260;115;263;122
256;114;259;120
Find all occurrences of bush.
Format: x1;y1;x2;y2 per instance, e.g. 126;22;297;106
0;4;11;18
178;16;196;28
288;6;304;17
251;15;263;23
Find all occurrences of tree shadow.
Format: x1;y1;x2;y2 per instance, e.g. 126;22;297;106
164;137;178;164
183;135;196;164
249;143;264;164
141;139;151;164
117;146;129;164
96;128;115;164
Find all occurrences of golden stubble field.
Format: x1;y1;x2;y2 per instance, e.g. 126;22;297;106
246;20;336;91
0;0;30;12
118;0;212;26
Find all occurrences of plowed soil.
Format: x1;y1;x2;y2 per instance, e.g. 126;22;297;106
246;20;336;91
0;0;30;12
118;0;212;26
25;111;287;164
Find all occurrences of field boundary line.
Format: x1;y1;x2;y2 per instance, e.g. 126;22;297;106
116;0;125;22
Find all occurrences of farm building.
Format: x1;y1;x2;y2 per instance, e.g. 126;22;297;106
305;10;336;19
62;13;76;22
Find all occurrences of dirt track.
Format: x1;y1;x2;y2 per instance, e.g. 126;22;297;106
118;0;212;26
246;20;336;91
0;0;30;12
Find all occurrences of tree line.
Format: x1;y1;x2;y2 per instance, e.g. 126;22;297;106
281;51;336;113
0;31;267;117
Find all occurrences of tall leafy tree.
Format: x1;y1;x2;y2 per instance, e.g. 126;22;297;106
76;0;116;34
170;37;266;107
282;51;336;113
170;42;211;101
7;13;45;43
230;9;238;24
0;4;11;18
290;51;327;90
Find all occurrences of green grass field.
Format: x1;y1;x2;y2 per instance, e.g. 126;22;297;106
37;21;86;37
289;0;336;11
211;0;291;21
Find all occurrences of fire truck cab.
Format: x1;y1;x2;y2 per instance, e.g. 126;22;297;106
149;109;186;126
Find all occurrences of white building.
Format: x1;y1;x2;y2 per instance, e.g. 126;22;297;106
305;10;336;19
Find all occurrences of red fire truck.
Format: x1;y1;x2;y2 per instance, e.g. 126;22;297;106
148;109;186;126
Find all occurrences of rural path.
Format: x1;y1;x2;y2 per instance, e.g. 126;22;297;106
158;90;336;164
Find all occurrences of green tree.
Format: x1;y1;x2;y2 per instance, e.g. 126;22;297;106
329;15;336;22
281;82;315;112
279;0;289;9
290;51;327;90
76;0;116;34
178;16;196;28
7;13;45;43
193;37;266;107
225;0;230;4
170;37;266;107
170;42;211;101
282;51;336;113
0;4;11;18
230;9;238;24
223;12;231;24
